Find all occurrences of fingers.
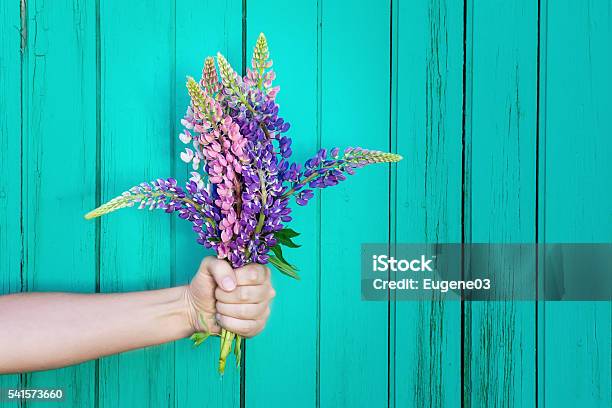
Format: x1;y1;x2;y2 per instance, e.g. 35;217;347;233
201;259;275;338
215;308;271;337
201;257;237;292
216;301;268;320
215;284;275;304
234;264;269;286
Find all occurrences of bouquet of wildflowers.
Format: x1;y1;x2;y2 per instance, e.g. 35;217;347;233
86;33;402;373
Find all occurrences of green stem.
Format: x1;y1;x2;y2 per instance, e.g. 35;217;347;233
260;122;271;139
218;155;268;377
280;156;363;200
218;329;235;374
85;190;215;228
161;192;217;229
243;170;268;261
255;170;268;232
280;161;348;200
280;173;317;200
227;82;273;140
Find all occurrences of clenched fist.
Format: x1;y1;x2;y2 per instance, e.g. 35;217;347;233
185;256;276;338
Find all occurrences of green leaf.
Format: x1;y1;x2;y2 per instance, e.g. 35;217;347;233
276;228;300;239
234;336;242;367
274;228;301;248
270;245;293;268
190;313;212;347
190;332;210;347
276;235;301;248
269;253;300;280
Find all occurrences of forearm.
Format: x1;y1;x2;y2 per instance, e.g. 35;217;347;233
0;287;193;374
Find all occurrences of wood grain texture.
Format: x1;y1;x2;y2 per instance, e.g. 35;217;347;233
98;1;175;406
0;0;23;403
318;1;390;406
541;1;612;406
392;0;464;407
464;1;538;406
0;2;611;407
244;2;320;407
174;0;241;406
0;0;22;297
17;0;98;406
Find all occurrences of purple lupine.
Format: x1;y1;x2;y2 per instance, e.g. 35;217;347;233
85;32;402;373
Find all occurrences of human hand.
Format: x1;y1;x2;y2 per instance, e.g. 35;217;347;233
185;256;275;338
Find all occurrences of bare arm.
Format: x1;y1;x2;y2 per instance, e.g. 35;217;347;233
0;287;192;372
0;257;274;374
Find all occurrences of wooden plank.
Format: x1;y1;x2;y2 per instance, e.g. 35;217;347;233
98;1;175;406
319;1;390;406
464;0;538;406
392;0;464;406
19;0;98;406
541;1;612;406
0;0;24;401
244;2;319;407
173;0;241;406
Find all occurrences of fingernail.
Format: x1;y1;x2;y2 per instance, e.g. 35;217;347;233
222;277;236;291
215;313;221;322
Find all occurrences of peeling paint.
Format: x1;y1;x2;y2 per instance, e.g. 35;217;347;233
20;0;26;52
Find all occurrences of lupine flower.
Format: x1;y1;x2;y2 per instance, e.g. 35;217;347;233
201;57;221;96
85;32;402;374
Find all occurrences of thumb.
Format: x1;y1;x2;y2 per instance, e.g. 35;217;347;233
202;257;237;292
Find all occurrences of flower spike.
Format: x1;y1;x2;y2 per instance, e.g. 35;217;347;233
186;77;209;115
245;33;278;97
85;179;198;219
281;148;403;204
201;57;220;96
216;52;240;90
253;33;271;72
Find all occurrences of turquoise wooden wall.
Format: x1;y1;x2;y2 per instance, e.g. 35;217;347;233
0;0;610;407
